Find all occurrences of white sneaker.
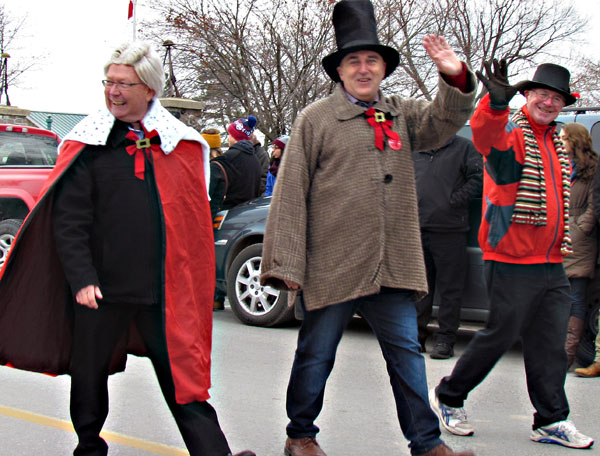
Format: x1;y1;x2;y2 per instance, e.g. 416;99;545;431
429;388;474;436
531;420;594;449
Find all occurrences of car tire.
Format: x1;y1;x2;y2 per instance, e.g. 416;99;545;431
226;243;295;327
576;299;599;367
0;218;23;269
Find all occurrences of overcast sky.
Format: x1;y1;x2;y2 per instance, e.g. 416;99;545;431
6;0;600;115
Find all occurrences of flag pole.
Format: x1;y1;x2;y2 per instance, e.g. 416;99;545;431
132;0;137;41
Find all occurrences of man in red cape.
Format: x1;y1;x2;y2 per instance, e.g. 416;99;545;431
0;41;254;456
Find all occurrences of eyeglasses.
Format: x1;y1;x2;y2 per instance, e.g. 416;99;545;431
530;89;565;106
102;80;143;90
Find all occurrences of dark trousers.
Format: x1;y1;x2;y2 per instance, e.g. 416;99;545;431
416;230;468;345
286;291;444;455
69;303;231;456
436;261;571;429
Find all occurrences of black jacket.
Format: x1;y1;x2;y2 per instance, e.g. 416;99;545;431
209;139;262;219
413;135;483;232
52;121;161;303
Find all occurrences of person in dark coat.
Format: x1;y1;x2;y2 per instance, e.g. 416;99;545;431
209;116;262;310
414;135;482;359
250;133;270;194
209;115;262;220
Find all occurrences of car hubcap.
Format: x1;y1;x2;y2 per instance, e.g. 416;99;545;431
0;233;15;269
235;255;281;316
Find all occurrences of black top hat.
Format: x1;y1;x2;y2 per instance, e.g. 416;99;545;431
514;63;577;106
321;0;400;83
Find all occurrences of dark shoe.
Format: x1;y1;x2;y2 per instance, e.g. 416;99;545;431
232;452;256;456
575;362;600;377
414;443;475;456
565;316;585;368
284;437;327;456
419;336;427;353
213;300;225;311
430;342;454;359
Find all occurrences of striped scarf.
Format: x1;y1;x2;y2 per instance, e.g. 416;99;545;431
511;109;572;255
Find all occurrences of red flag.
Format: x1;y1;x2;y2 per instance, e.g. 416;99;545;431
128;0;134;19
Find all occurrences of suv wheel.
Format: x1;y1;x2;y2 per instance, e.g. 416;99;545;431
0;219;23;270
226;243;295;327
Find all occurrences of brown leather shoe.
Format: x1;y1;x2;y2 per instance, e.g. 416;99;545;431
284;437;327;456
232;452;256;456
575;362;600;377
414;443;475;456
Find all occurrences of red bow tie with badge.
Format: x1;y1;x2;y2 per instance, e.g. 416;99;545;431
364;108;402;151
124;128;162;180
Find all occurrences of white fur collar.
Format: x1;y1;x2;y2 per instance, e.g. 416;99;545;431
59;99;210;195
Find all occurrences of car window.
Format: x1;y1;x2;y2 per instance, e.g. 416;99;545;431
590;121;600;152
0;131;59;166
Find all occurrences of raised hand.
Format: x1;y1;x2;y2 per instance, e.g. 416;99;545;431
476;58;518;110
423;35;462;76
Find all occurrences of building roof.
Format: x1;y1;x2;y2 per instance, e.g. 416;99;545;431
27;111;87;139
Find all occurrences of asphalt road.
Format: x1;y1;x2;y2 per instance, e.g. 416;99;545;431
0;307;598;455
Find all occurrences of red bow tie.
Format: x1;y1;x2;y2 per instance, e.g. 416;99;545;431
124;128;161;180
364;108;402;151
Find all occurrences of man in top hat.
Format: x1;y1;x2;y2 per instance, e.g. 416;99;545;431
260;1;477;455
429;60;595;449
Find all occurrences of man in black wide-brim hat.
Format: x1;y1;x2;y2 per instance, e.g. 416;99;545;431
260;1;477;455
430;60;595;449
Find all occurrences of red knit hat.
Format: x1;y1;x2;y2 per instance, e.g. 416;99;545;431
227;115;257;141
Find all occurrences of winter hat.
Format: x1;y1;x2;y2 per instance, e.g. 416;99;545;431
201;128;222;149
514;63;578;106
272;135;290;151
321;0;399;83
227;115;258;142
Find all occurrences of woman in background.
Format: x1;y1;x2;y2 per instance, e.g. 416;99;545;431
264;135;289;196
560;122;598;368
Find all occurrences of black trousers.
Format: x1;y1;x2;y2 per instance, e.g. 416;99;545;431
436;261;571;429
416;230;468;345
69;303;231;456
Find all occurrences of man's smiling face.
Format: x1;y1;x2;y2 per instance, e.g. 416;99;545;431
337;50;386;102
525;88;565;126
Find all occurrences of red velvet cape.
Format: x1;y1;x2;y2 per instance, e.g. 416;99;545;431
0;139;215;404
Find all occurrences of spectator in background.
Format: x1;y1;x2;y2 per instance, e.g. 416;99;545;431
414;135;482;359
560;122;598;368
265;135;289;197
250;133;270;195
202;128;224;159
209;115;262;310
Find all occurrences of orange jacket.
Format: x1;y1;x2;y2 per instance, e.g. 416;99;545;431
472;94;568;264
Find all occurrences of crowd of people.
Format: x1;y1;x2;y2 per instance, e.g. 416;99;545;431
0;0;598;455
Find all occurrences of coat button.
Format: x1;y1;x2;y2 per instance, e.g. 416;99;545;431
384;174;393;183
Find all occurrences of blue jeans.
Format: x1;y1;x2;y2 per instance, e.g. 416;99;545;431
286;290;443;455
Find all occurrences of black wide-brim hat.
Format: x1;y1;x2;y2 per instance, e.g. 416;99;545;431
322;0;400;83
514;63;577;106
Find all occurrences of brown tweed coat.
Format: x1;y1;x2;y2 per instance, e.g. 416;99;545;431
260;77;476;310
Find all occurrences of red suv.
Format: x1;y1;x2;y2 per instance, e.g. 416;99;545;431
0;124;60;268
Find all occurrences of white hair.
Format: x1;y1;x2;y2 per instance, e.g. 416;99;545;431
104;41;164;97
